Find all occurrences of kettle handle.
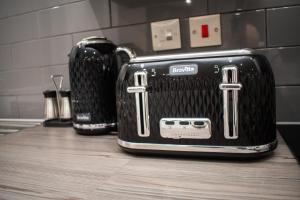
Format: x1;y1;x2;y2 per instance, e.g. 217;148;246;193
115;47;137;61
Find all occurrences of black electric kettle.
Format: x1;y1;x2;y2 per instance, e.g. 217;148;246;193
68;36;135;134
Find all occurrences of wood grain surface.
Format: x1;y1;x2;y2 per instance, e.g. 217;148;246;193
0;126;299;200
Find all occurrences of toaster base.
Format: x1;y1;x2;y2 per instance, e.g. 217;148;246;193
73;123;116;135
117;139;277;158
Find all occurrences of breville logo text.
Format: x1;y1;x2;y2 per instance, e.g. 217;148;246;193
169;64;198;76
77;113;91;121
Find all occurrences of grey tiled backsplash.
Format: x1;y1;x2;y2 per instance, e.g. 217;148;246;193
0;0;83;19
0;68;44;95
37;0;110;37
11;35;72;69
276;86;300;122
0;12;38;44
0;95;19;118
0;0;299;122
220;10;266;49
267;6;300;47
110;0;207;26
208;0;300;14
17;94;44;118
257;46;300;86
0;45;12;70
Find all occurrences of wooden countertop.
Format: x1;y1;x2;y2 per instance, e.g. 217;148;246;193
0;126;299;200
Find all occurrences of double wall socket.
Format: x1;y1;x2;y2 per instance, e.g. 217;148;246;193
150;15;222;51
151;19;181;51
189;14;222;47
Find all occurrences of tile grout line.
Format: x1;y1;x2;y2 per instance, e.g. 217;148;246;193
265;8;268;48
0;63;69;73
108;0;113;28
0;0;85;21
206;0;209;14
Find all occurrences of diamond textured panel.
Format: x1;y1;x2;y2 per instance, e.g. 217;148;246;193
238;55;276;145
116;70;137;140
69;46;118;124
117;55;276;146
147;75;223;144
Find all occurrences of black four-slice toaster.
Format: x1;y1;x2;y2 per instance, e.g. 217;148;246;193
116;49;277;157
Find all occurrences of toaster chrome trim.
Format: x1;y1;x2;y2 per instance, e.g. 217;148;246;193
127;71;150;137
73;123;116;130
219;65;242;139
130;49;254;63
118;139;277;154
159;118;212;139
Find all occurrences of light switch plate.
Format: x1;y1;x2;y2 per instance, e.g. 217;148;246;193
151;19;181;51
189;14;222;48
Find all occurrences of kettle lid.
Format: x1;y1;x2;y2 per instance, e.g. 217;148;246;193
77;36;115;46
76;36;116;53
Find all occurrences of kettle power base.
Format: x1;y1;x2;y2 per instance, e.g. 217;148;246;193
73;123;117;135
43;118;73;127
74;128;112;135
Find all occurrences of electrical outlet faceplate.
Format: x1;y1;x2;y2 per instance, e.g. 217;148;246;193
151;19;181;51
189;14;222;47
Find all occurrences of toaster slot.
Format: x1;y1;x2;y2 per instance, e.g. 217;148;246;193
127;71;150;137
219;65;242;139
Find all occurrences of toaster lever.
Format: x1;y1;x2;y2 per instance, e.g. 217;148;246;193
127;71;150;137
127;86;146;93
219;65;242;139
219;83;242;90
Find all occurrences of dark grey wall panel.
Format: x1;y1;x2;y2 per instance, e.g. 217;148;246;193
209;0;300;14
0;0;84;19
0;96;19;118
0;45;12;70
0;65;69;96
37;0;110;37
267;6;300;47
17;94;43;118
257;47;300;86
11;35;72;69
221;10;266;49
0;68;43;95
0;12;38;45
111;0;207;26
276;86;300;122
